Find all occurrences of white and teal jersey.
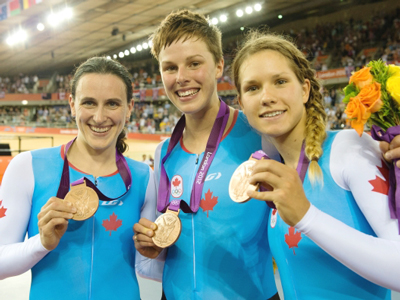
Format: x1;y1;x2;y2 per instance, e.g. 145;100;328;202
269;130;396;299
0;144;158;300
154;110;277;300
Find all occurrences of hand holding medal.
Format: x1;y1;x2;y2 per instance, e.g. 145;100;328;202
235;147;311;227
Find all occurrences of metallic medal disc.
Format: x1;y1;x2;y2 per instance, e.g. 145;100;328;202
152;211;182;248
229;160;259;203
64;184;99;221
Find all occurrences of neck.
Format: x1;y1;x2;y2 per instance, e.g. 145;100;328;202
182;99;234;154
184;102;220;140
269;116;306;169
67;138;117;177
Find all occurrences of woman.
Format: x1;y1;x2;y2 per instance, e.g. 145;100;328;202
232;32;400;299
0;57;158;299
133;10;278;300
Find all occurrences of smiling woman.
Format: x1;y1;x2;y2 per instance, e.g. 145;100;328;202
0;57;161;300
231;31;400;299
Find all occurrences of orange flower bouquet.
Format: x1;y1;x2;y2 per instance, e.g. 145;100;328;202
343;60;400;232
343;60;400;136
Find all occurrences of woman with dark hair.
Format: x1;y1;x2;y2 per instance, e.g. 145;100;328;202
0;57;159;299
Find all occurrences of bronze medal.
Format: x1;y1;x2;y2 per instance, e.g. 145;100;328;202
64;181;99;221
229;159;259;203
152;209;182;248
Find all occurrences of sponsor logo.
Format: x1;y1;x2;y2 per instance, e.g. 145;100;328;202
205;172;222;181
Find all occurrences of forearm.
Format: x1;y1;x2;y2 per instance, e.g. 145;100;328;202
0;235;49;279
296;205;400;291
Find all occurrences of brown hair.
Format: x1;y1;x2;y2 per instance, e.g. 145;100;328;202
232;32;327;184
150;10;223;64
70;56;132;153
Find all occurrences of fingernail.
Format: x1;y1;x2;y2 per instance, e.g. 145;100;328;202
151;224;156;230
385;152;392;160
147;230;153;236
71;207;77;213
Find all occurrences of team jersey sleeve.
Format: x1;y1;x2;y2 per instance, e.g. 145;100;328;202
135;164;165;282
295;130;400;291
0;152;50;279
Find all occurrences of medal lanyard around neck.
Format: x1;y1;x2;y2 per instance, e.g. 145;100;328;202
296;142;309;183
56;138;132;200
157;100;230;213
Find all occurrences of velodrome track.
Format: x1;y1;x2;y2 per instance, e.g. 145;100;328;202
0;132;160;162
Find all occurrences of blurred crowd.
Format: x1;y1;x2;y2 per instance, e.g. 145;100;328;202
1;7;399;133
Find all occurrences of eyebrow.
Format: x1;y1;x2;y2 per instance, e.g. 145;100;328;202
242;72;290;84
161;54;204;65
80;97;123;102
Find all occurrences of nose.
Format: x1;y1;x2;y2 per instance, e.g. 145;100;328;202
260;86;276;106
92;106;107;124
176;67;189;85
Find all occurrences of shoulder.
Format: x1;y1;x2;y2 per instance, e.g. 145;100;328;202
329;130;383;189
30;145;63;159
125;156;152;174
6;151;32;169
330;130;380;157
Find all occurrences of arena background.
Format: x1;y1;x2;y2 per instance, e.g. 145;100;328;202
1;0;400;298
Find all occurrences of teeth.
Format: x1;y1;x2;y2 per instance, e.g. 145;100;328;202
177;89;199;97
91;126;110;133
261;111;284;118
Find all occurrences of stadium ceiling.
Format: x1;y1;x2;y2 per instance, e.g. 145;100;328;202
0;0;369;77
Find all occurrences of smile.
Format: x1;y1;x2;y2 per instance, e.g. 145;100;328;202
176;89;199;97
260;110;285;118
90;126;111;133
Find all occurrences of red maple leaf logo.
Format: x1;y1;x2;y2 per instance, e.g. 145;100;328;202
102;212;122;236
172;177;181;187
0;200;7;219
285;227;302;255
369;160;390;195
200;189;218;217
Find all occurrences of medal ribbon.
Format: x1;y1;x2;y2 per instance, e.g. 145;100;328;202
56;138;132;200
157;100;230;213
254;142;309;209
370;124;400;233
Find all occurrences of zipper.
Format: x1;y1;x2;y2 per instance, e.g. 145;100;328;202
192;154;200;292
89;175;96;299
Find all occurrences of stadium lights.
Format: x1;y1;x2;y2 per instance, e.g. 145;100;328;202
219;15;227;22
119;51;124;58
22;100;28;105
6;29;27;46
254;3;262;11
278;14;283;19
103;4;264;58
113;54;117;59
106;56;111;59
47;7;73;27
37;23;45;31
